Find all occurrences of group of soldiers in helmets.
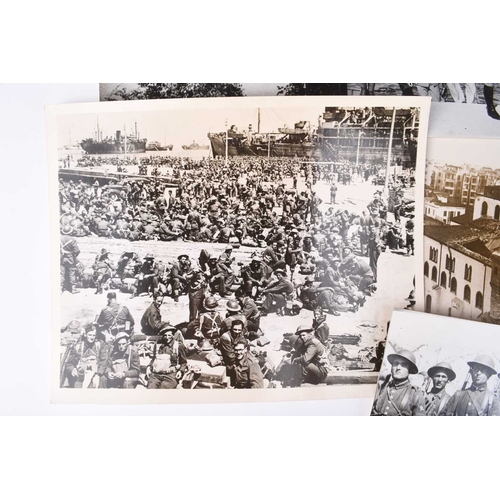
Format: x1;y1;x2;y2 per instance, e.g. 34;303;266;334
372;349;500;416
59;154;416;391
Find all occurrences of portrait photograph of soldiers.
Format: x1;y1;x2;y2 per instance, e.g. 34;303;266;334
371;310;500;416
47;96;430;403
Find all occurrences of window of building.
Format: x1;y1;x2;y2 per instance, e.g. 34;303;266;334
482;201;488;216
425;295;432;313
445;255;455;272
464;264;472;282
431;266;438;282
464;285;471;303
495;205;500;220
429;247;438;263
476;292;484;310
444;211;448;217
451;277;457;294
440;272;447;288
424;261;429;277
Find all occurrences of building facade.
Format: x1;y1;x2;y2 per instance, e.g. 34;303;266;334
424;190;500;323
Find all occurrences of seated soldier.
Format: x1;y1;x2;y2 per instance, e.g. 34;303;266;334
147;327;188;389
187;296;223;344
135;254;159;296
169;254;193;302
260;268;294;316
140;293;164;336
93;248;116;295
235;288;261;331
312;307;330;347
241;255;272;298
96;292;135;342
221;300;249;333
100;333;140;389
64;324;108;388
231;337;265;389
218;320;246;367
289;326;329;385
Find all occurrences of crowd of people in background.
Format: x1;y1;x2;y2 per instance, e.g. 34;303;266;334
60;155;415;390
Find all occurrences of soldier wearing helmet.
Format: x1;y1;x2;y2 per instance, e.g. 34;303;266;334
424;362;456;416
371;349;426;416
443;355;500;416
221;299;249;334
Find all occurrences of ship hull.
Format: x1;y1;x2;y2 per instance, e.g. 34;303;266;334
208;134;315;158
81;139;147;155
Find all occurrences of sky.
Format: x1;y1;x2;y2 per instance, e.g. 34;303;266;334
56;102;327;147
427;137;500;169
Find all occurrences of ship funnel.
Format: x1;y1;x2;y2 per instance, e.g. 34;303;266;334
116;130;121;141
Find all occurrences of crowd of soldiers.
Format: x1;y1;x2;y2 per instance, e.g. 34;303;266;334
60;155;415;390
371;349;500;416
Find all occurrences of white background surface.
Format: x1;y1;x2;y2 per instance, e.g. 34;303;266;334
0;83;374;415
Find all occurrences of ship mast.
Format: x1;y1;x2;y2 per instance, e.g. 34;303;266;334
225;118;228;166
384;107;396;193
257;108;260;134
97;117;100;142
124;124;127;155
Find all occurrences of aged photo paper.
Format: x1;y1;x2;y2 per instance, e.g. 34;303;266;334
371;310;500;416
47;95;430;403
423;137;500;323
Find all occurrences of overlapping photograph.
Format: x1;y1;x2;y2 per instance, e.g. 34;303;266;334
371;310;500;416
47;96;430;403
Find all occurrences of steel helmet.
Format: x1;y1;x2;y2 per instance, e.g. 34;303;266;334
226;300;241;312
203;296;219;310
467;354;497;376
427;361;456;381
387;349;418;375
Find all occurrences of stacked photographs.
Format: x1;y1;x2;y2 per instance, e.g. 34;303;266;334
46;95;430;404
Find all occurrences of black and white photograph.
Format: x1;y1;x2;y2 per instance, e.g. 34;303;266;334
47;95;430;404
424;138;500;323
100;83;500;139
371;310;500;416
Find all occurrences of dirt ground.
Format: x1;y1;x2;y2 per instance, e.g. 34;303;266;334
59;176;414;384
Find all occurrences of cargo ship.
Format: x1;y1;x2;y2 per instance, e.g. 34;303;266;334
80;122;147;154
208;119;315;158
182;141;209;150
146;141;173;151
315;106;419;169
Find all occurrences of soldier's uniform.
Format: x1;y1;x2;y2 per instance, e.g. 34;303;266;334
60;235;80;293
372;379;426;416
424;361;456;416
424;389;451;416
444;355;500;416
444;386;500;416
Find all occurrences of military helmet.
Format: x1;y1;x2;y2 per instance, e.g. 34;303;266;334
295;325;313;335
427;361;456;381
467;354;497;376
226;300;241;312
387;349;418;375
203;296;219;310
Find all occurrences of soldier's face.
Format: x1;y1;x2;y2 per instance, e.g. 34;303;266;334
85;331;96;343
391;359;410;381
231;324;243;337
471;366;490;386
117;340;128;352
432;371;449;390
234;344;245;361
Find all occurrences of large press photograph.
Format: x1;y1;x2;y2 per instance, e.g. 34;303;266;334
47;96;430;403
